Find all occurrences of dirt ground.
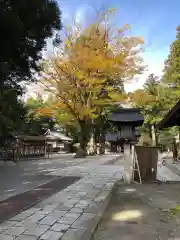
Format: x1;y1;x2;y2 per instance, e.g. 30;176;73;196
92;182;180;240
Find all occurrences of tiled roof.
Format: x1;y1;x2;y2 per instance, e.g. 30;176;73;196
108;108;144;122
158;100;180;128
44;130;73;141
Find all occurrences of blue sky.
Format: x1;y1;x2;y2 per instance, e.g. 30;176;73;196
55;0;180;91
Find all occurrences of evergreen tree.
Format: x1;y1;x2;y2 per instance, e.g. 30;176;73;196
0;0;61;86
0;0;62;144
162;26;180;105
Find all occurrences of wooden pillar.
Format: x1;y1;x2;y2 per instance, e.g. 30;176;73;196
44;143;47;158
47;144;52;159
50;145;52;158
27;146;30;157
23;145;25;157
47;144;50;159
38;146;40;156
16;147;20;161
25;145;27;156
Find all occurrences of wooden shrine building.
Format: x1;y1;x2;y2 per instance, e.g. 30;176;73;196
13;130;73;160
44;129;73;152
106;108;144;152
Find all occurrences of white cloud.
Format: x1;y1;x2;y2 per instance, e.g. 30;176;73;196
75;6;86;24
124;46;170;92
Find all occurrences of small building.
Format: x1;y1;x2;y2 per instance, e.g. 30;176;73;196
14;135;48;159
106;108;144;152
14;130;73;160
107;108;144;141
44;129;73;152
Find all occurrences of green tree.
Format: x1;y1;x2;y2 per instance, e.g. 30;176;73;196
162;26;180;104
0;84;26;145
158;127;178;147
131;74;164;123
0;0;61;143
159;25;180;150
130;74;167;145
143;74;160;95
23;97;55;135
0;0;61;86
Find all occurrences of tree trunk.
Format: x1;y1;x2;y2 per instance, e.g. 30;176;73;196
75;120;89;158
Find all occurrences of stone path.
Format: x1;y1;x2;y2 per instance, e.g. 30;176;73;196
0;154;123;240
92;182;180;240
0;176;80;223
1;152;180;239
0;153;94;201
157;165;180;181
166;161;180;177
157;155;180;182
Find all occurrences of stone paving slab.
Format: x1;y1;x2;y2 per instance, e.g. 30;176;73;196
1;153;179;239
157;165;180;182
92;183;180;240
0;176;80;223
0;154;123;239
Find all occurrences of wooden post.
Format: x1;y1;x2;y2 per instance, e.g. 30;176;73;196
24;145;27;157
47;144;50;159
33;146;35;156
44;143;47;158
27;146;30;157
34;146;36;156
38;146;40;156
50;145;52;159
16;147;20;161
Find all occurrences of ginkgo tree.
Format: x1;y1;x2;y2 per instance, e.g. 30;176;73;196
37;9;144;157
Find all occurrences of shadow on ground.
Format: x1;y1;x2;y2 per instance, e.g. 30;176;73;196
92;182;180;240
0;176;80;223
